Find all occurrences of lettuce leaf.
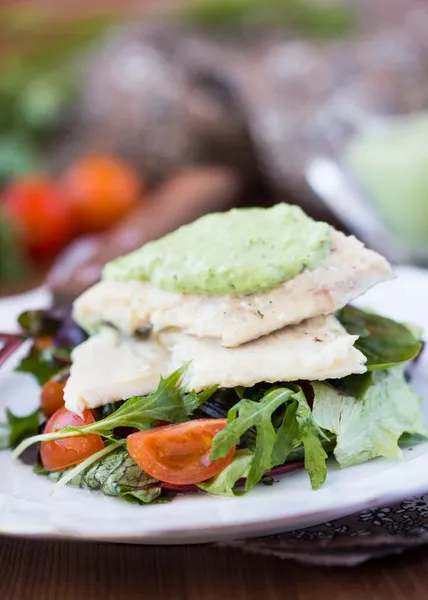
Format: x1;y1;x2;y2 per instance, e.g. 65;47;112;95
312;368;428;468
338;306;422;369
197;450;253;496
49;447;167;504
211;386;327;490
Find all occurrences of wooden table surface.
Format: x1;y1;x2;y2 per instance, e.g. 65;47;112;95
1;535;428;599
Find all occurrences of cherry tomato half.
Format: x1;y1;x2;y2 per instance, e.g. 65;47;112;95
62;155;142;233
41;370;69;418
41;407;104;472
127;419;235;485
2;176;74;260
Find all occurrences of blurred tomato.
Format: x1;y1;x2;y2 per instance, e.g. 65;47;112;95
62;155;142;233
2;176;74;260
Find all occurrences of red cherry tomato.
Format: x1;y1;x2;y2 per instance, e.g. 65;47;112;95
41;407;104;472
2;176;74;260
41;370;69;418
127;419;235;485
62;155;142;233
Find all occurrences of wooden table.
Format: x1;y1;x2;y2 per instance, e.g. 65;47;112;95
1;536;428;599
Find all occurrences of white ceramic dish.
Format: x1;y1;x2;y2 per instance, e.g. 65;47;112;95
1;267;428;544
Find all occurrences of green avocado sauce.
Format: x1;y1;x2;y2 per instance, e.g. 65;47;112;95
102;204;332;295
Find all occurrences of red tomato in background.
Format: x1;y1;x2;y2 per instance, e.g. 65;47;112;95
62;155;142;233
127;419;235;485
41;407;104;472
2;176;73;260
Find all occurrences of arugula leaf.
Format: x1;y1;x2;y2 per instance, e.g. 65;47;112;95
211;386;327;490
15;344;65;386
271;400;299;465
49;447;166;505
211;388;292;489
277;388;327;490
338;306;422;369
198;450;253;496
0;408;41;449
13;367;215;458
68;367;216;436
283;433;336;464
312;367;428;468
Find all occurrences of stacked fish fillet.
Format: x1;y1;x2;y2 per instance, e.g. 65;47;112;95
64;208;393;416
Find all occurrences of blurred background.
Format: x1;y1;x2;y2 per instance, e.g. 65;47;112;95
1;0;428;301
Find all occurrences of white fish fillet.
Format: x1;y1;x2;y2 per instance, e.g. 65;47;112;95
73;230;392;347
64;316;366;415
162;315;366;391
64;327;169;416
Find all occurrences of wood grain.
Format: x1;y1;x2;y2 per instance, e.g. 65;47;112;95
1;536;428;600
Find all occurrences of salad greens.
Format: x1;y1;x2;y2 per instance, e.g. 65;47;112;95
0;407;41;450
210;386;327;490
338;306;422;369
198;450;253;496
312;368;428;468
15;344;67;386
7;304;427;503
62;367;217;436
14;307;85;386
18;309;62;337
49;446;168;505
13;367;216;458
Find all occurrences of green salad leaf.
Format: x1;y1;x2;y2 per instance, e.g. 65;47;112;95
198;450;253;496
18;309;61;337
0;407;41;449
282;432;336;464
330;372;374;398
291;389;328;490
211;386;327;490
66;367;215;435
15;344;65;386
271;399;300;466
312;368;428;468
49;447;166;505
13;367;216;458
338;306;422;369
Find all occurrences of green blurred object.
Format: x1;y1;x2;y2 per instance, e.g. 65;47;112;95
0;135;43;184
347;112;428;256
0;210;29;283
183;0;353;38
0;4;121;186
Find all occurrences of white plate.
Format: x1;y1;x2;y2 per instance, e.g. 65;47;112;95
1;268;428;544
